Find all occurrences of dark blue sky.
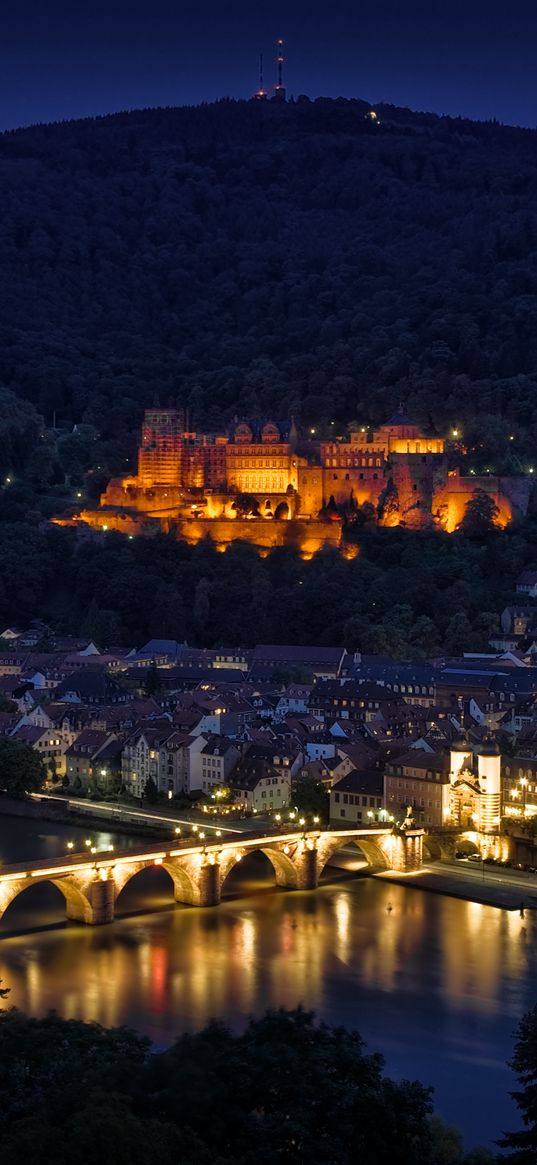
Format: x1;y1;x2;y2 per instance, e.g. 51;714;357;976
2;0;536;131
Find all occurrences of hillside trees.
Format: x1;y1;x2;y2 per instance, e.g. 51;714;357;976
0;99;536;471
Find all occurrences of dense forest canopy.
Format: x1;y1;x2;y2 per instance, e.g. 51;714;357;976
1;97;537;476
0;512;536;653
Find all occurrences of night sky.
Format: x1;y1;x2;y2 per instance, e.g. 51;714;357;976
2;0;536;131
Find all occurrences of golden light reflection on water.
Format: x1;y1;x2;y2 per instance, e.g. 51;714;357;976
1;822;535;1147
0;868;535;1049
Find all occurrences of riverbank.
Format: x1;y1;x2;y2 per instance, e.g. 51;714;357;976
0;795;171;840
376;863;537;910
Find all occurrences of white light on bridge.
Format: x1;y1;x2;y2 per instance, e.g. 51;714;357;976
116;852;167;864
31;863;93;877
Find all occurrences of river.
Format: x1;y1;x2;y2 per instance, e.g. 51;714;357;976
0;813;533;1149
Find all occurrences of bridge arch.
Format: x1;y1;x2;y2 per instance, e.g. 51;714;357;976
316;835;391;878
112;860;198;908
218;845;299;895
0;876;94;926
425;831;482;861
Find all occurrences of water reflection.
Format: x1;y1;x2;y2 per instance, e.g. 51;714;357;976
0;829;536;1144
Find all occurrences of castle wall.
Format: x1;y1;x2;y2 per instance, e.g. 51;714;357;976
55;511;340;557
433;473;514;532
101;480;183;512
322;467;384;508
167;517;341;556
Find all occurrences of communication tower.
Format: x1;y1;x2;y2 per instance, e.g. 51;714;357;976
253;52;267;101
273;38;286;102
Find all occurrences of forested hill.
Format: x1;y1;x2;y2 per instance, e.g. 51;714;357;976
2;96;537;471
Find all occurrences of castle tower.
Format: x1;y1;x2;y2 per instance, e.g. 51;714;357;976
477;738;501;833
390;453;436;529
137;408;184;488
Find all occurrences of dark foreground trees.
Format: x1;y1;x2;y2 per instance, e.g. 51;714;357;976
499;1004;537;1163
0;1005;495;1165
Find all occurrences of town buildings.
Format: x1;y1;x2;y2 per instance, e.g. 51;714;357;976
3;626;537;851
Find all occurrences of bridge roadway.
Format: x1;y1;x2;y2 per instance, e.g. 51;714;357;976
0;825;424;927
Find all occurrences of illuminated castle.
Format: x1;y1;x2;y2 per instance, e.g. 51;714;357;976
63;408;531;550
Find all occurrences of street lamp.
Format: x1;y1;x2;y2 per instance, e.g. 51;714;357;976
521;777;528;817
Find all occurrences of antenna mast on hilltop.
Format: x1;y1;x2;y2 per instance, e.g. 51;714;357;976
274;38;286;102
253;51;267;101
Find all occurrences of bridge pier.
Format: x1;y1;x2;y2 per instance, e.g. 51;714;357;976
65;876;115;925
191;859;220;907
293;844;319;890
389;830;424;873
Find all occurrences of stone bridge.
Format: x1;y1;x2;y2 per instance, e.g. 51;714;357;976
425;827;511;863
0;826;424;927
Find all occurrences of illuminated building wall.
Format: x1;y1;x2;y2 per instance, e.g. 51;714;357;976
225;420;298;495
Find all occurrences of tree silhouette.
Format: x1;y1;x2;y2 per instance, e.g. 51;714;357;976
459;489;500;539
499;1004;537;1162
